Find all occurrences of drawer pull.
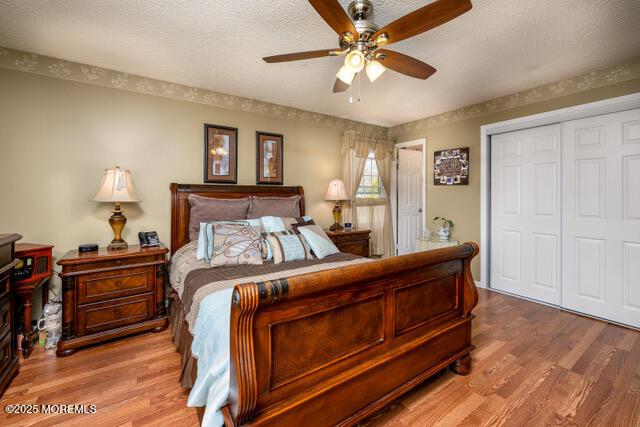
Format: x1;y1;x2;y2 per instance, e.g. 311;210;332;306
115;281;122;287
114;307;121;316
115;260;122;266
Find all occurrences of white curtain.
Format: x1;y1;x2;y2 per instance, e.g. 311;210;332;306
356;204;386;255
342;130;395;257
374;152;395;258
342;142;367;229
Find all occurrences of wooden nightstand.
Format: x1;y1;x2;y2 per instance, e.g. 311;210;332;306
325;229;371;257
56;245;169;357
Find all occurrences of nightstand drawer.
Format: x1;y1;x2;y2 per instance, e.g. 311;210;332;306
77;293;154;335
325;229;371;257
336;240;368;257
73;255;160;273
331;233;368;243
77;267;154;304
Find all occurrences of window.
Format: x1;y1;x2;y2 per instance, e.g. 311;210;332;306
357;153;384;199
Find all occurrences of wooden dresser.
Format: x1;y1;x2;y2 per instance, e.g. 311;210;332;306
56;245;169;357
325;228;371;257
0;234;21;397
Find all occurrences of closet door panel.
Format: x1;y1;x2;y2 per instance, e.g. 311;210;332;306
490;124;561;304
562;108;640;328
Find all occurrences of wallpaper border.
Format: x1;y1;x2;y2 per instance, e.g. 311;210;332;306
0;46;387;138
389;58;640;138
1;45;638;140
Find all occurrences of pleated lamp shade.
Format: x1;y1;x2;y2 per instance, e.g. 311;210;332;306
93;167;141;202
325;179;348;201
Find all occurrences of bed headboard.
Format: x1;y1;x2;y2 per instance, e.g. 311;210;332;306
169;183;305;253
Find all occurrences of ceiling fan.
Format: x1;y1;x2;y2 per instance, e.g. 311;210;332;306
263;0;472;93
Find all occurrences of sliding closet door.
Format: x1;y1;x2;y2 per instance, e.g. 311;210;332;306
562;108;640;328
490;124;562;305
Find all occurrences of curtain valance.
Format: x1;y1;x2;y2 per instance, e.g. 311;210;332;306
341;130;394;159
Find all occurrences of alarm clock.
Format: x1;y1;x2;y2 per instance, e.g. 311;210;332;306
13;243;54;286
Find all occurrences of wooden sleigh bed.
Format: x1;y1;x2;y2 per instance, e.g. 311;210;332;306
169;183;479;426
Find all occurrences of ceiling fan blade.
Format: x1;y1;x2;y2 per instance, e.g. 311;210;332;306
308;0;358;37
377;49;436;80
263;49;335;63
333;78;350;93
372;0;472;45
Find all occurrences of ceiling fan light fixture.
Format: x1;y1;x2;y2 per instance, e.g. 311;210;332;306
344;50;365;72
365;60;386;82
336;65;356;85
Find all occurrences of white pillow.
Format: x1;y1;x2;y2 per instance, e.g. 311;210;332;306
297;225;340;259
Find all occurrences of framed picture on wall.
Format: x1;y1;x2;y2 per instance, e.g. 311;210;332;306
433;147;469;185
204;123;238;183
256;131;283;185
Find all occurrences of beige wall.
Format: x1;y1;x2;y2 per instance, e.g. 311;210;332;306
2;64;639;287
393;78;640;278
0;68;346;278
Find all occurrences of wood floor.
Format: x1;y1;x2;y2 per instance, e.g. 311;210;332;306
1;288;638;426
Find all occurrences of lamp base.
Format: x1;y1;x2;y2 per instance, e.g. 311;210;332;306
330;203;343;231
107;239;128;250
107;203;128;250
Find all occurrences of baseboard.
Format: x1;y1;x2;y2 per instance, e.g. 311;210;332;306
474;280;484;289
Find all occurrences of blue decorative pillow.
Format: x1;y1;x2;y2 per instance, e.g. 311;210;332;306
260;216;287;233
260;216;314;233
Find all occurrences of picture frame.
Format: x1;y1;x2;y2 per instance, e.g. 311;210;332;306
256;131;283;185
433;147;469;186
204;123;238;183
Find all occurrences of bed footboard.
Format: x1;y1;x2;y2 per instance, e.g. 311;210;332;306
224;243;479;426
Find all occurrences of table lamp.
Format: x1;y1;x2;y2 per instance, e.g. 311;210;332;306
325;179;348;231
93;166;141;250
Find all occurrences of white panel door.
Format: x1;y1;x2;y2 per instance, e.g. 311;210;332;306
490;124;561;305
563;108;640;328
397;149;423;255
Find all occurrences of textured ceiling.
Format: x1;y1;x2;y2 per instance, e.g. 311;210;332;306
0;0;639;127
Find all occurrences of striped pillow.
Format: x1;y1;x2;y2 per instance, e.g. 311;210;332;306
265;232;313;264
260;230;289;260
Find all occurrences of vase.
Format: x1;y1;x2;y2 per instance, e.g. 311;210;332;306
437;227;450;240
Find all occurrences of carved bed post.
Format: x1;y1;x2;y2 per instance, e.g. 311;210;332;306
451;242;479;376
228;283;260;425
462;242;480;316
